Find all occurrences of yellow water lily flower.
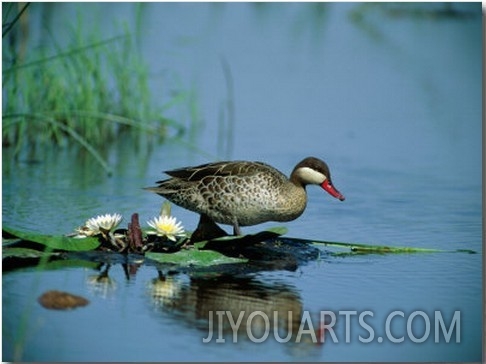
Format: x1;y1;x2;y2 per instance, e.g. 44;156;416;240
147;215;185;241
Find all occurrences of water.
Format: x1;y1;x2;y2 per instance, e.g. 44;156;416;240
2;3;482;361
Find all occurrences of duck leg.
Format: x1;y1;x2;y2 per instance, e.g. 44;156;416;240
232;220;242;236
191;213;228;242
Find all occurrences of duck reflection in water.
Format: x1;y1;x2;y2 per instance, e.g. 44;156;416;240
148;271;325;357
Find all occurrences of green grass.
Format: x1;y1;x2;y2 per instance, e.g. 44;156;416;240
2;4;191;173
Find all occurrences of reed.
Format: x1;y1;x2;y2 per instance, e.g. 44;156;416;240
2;4;189;173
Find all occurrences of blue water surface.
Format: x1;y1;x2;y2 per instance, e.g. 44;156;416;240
2;3;482;362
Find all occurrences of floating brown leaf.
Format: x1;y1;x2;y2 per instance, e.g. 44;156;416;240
38;290;89;310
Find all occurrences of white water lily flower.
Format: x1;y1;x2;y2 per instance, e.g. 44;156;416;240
77;213;123;236
147;215;185;241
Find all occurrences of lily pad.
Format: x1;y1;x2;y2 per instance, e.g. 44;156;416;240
2;247;60;259
2;226;100;252
195;226;288;244
308;238;477;255
146;249;247;267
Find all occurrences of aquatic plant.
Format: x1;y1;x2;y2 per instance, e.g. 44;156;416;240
76;213;123;237
146;215;186;242
2;200;476;270
2;3;191;173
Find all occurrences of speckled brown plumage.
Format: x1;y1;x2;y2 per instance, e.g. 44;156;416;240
145;157;344;235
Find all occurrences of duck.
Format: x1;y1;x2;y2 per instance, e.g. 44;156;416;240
145;157;344;238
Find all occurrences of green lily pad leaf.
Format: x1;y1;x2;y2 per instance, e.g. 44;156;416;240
308;238;477;255
193;226;288;246
2;226;100;252
264;226;288;235
148;227;287;267
2;247;60;259
146;249;247;267
316;240;442;253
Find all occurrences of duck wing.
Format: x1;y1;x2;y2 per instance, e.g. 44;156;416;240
162;160;275;182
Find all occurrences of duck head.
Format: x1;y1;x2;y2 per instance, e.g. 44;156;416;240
291;157;345;201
